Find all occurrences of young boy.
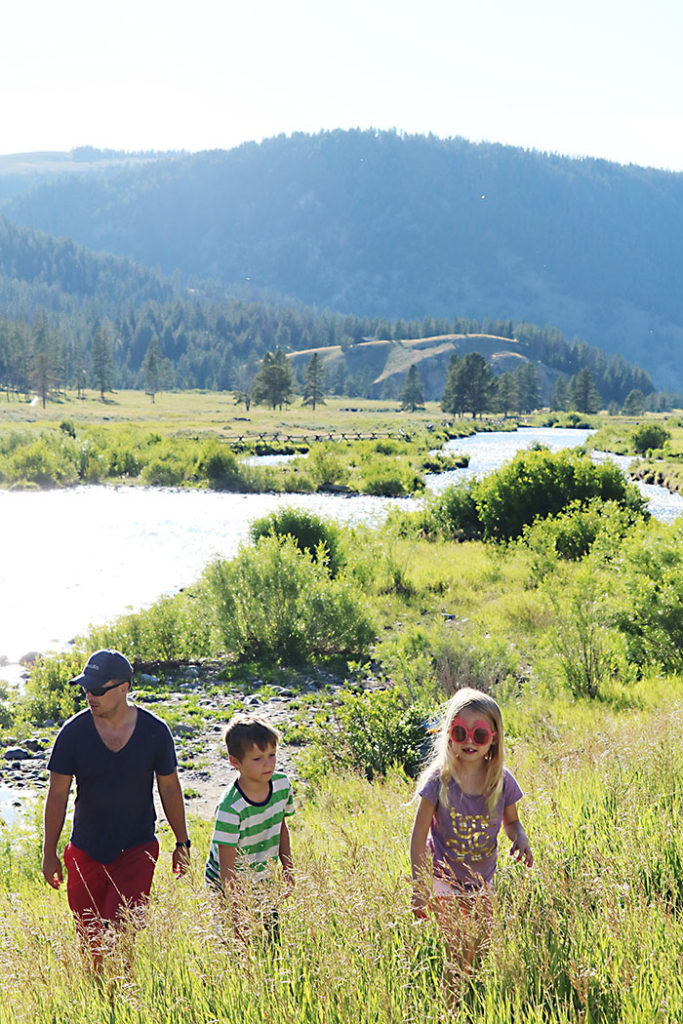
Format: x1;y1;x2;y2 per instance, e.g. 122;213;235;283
205;714;294;936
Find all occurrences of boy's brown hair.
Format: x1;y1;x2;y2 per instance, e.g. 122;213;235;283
224;713;280;762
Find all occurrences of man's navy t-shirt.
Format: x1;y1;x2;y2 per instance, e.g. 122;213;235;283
48;707;177;863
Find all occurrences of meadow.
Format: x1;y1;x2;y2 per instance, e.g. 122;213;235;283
0;390;475;494
3;395;682;1021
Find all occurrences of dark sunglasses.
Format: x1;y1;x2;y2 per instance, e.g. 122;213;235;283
82;679;128;698
449;717;497;746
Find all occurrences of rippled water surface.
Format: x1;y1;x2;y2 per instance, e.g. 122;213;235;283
3;425;681;679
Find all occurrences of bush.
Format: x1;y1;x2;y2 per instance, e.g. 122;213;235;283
632;423;670;455
195;441;241;489
249;508;345;576
203;535;375;663
611;521;683;672
306;445;348;489
521;499;639;567
473;447;646;541
141;453;188;486
6;436;78;487
422;483;481;540
305;687;430;780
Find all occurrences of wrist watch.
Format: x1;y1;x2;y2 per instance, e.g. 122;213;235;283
175;839;191;848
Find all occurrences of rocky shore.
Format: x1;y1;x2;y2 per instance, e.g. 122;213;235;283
0;662;346;821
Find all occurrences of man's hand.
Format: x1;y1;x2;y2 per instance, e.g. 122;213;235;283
172;843;190;877
42;851;63;889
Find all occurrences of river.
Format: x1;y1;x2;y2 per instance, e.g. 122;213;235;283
4;425;683;684
2;424;682;819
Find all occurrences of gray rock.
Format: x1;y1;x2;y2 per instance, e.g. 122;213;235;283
4;748;30;761
139;673;159;684
19;652;41;667
43;720;55;728
24;738;45;752
173;723;198;738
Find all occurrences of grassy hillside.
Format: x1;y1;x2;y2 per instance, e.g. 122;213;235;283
288;333;558;402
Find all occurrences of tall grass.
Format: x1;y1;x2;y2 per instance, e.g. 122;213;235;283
4;694;683;1021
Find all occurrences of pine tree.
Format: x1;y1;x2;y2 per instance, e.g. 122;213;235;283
568;368;601;413
462;352;494;417
441;354;467;418
551;375;569;411
30;315;56;409
514;362;542;413
493;373;516;417
302;353;326;410
142;335;163;403
91;323;114;400
399;364;425;411
621;389;645;415
251;348;295;409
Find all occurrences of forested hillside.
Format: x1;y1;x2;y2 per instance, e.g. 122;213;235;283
0;215;655;404
4;131;683;388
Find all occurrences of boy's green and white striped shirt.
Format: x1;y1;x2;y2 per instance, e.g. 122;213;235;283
205;771;294;887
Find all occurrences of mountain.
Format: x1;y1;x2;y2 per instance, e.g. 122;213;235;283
3;130;683;388
0;215;651;402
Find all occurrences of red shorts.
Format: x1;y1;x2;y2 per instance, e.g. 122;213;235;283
64;839;159;931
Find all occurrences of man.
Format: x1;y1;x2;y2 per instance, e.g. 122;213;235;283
41;648;191;964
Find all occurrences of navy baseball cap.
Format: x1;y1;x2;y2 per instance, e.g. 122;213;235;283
69;649;133;689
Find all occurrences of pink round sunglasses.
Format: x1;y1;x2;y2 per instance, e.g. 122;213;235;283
449;717;497;746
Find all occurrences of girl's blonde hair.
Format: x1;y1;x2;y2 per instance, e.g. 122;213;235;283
417;687;505;814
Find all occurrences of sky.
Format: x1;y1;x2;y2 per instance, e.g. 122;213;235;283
3;0;683;171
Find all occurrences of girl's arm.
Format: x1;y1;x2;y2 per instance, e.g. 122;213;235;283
279;819;294;892
502;803;533;866
410;796;436;917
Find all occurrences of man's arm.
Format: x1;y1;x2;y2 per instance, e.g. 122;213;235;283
156;770;190;875
42;771;72;888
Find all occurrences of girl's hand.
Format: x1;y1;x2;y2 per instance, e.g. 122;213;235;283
509;830;533;867
411;889;430;919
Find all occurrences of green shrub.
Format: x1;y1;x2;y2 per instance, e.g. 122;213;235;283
632;423;670;455
249;508;345;576
195;441;241;489
419;483;481;540
521;498;639;567
361;465;423;496
203;535;375;663
141;452;188;486
6;436;78;487
611;521;683;672
306;444;348;489
305;687;430;780
473;447;646;541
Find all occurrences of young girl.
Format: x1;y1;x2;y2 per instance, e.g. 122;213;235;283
410;687;532;964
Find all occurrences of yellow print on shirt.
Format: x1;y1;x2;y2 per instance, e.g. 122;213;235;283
445;809;495;862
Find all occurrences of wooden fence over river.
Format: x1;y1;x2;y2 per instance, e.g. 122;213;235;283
219;430;414;445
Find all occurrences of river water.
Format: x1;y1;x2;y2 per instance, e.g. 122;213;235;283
1;424;682;819
3;425;682;682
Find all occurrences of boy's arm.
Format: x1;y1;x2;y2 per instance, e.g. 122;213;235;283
502;803;533;866
217;843;238;891
279;819;293;888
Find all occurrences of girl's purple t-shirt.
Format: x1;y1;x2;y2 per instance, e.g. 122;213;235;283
419;768;522;887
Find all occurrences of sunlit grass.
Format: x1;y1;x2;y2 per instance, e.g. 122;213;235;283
3;693;683;1021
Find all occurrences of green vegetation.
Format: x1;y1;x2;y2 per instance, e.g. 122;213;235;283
2;415;683;1019
406;446;646;542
